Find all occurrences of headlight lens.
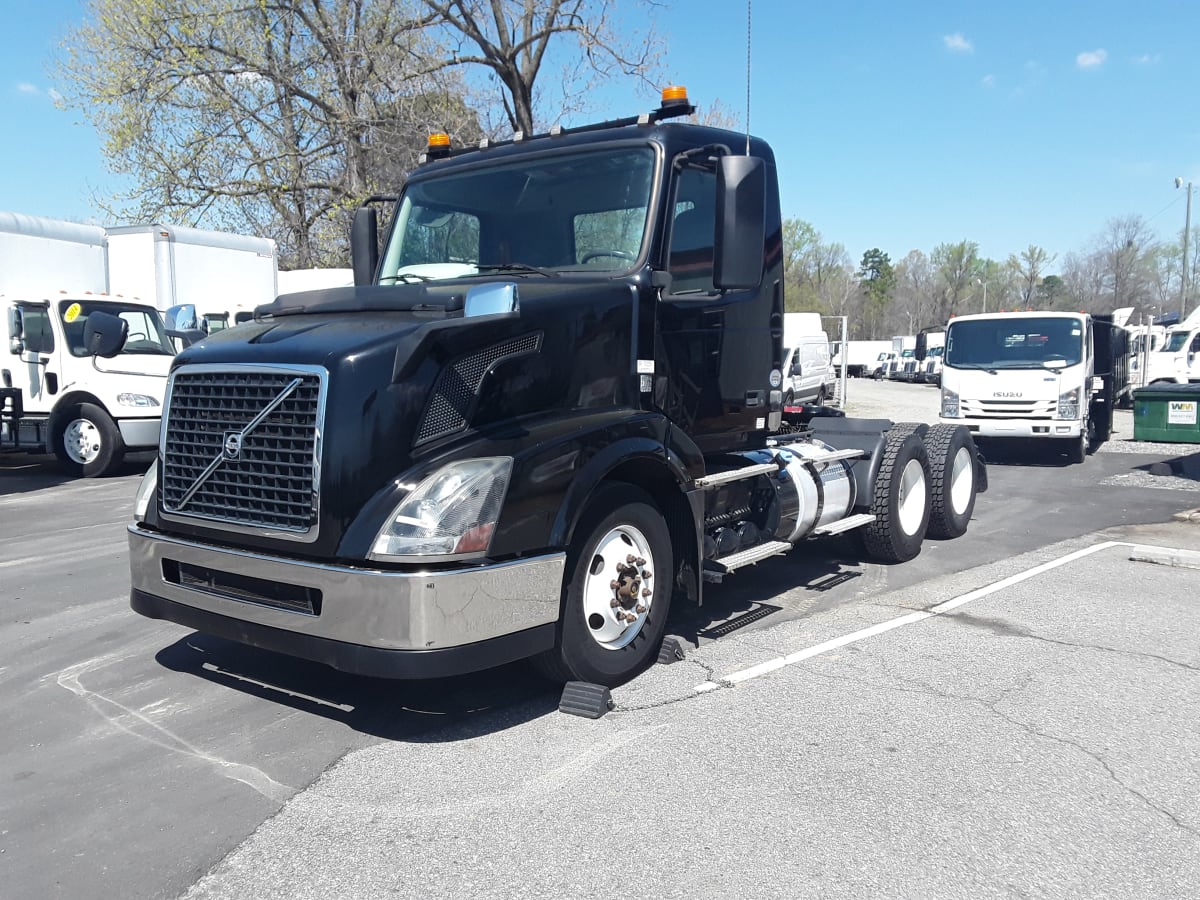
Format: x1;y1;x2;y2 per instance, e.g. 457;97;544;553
133;460;158;521
370;457;512;560
940;387;960;417
117;393;160;408
1057;387;1080;420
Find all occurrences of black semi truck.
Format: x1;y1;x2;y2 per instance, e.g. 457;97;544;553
127;89;986;688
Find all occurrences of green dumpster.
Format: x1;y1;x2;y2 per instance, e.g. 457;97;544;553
1133;383;1200;443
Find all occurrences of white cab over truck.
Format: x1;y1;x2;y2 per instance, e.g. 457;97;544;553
1139;310;1200;386
938;310;1129;464
834;340;892;378
1;211;175;475
106;223;278;331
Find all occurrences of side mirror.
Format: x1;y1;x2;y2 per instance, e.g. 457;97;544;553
164;304;207;348
791;361;803;377
714;155;766;290
7;306;23;355
915;333;928;361
351;207;380;287
83;310;129;358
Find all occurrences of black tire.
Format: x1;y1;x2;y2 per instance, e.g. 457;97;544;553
531;484;673;687
924;423;978;539
1065;419;1088;465
816;385;829;406
861;432;931;563
52;402;126;477
784;390;795;407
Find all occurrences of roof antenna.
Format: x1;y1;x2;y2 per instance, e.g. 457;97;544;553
745;0;752;154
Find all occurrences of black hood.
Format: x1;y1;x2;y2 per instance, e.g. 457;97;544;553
166;278;644;556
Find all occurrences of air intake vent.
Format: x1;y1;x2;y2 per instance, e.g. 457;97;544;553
416;333;542;444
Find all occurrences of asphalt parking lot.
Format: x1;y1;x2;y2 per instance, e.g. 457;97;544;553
3;377;1199;899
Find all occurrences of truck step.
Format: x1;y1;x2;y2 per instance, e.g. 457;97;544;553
694;462;779;489
810;512;877;536
703;540;792;581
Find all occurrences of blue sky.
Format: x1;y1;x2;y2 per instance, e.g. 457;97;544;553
4;0;1198;269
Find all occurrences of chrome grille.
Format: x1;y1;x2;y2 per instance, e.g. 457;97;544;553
161;366;324;536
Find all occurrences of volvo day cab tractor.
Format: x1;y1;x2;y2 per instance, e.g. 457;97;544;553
127;89;987;688
1;211;174;476
938;310;1128;464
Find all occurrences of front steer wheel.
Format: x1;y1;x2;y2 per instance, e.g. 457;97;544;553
53;402;126;477
531;484;673;688
861;431;931;563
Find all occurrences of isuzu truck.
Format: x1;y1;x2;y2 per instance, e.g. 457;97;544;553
127;89;987;687
938;310;1128;464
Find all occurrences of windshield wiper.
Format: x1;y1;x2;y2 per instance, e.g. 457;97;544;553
379;272;432;284
948;362;999;374
473;263;560;278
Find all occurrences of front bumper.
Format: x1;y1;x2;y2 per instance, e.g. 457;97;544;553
128;525;563;678
943;417;1082;439
118;417;162;449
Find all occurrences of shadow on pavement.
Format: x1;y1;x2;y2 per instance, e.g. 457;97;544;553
154;632;560;742
0;450;153;495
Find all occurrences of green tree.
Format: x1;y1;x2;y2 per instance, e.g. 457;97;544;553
1008;244;1057;306
931;240;980;321
857;248;894;338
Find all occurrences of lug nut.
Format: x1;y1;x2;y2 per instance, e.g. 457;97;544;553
636;604;647;614
642;588;652;598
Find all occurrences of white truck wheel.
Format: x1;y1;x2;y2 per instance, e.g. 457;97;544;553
862;431;931;563
925;423;977;539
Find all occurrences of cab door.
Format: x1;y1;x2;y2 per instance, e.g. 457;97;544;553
10;302;59;414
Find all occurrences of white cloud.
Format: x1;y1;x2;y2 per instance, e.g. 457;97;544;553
17;82;40;95
944;33;973;53
1076;49;1107;69
48;88;63;104
982;74;996;88
1132;53;1161;65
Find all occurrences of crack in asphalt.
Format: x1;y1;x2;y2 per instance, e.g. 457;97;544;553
796;662;1199;839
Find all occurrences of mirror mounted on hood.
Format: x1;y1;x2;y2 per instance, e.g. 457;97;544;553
83;310;129;358
164;304;207;348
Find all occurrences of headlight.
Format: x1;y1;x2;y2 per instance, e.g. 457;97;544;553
117;393;160;408
133;460;158;521
369;457;513;560
940;387;960;418
1057;387;1080;420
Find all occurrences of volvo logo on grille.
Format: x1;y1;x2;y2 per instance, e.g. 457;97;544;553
223;431;243;459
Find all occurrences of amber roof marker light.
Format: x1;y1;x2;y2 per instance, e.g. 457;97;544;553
654;85;695;120
425;132;451;160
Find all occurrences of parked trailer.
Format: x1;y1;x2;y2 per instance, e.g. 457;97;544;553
106;223;278;330
127;88;987;689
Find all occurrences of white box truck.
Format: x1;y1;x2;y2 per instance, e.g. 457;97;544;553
1138;309;1200;386
833;340;892;378
938;310;1129;464
106;223;278;331
1;211;175;476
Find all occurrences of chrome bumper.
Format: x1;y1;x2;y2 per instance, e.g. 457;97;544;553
128;525;564;652
118;417;162;449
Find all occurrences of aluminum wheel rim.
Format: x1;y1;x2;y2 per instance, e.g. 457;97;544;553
948;446;974;515
64;418;102;465
897;458;927;536
582;524;656;651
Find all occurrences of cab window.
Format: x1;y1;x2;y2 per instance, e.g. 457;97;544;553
18;305;54;354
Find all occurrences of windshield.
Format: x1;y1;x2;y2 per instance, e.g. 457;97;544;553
378;146;656;282
58;300;174;357
945;317;1085;369
1164;331;1190;353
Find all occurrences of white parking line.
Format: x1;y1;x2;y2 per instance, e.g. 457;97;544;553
695;539;1157;693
